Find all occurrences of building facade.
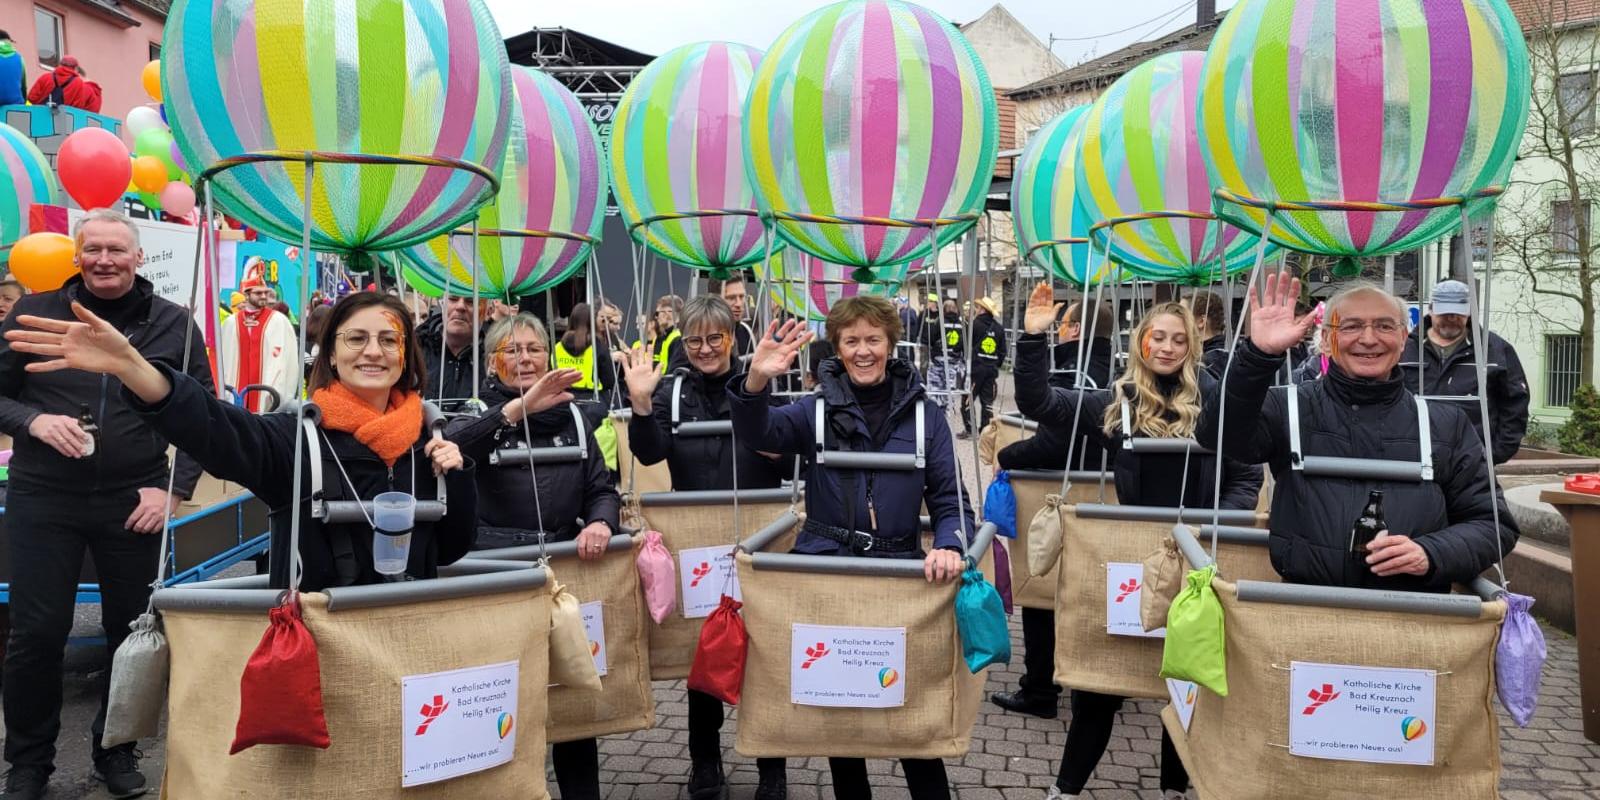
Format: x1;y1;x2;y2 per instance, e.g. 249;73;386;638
1;0;166;129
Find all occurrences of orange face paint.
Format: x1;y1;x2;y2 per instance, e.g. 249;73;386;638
1141;330;1153;360
384;311;406;362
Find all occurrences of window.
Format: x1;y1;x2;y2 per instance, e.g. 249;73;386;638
34;7;63;69
1559;70;1598;137
1552;198;1590;257
1546;334;1583;407
149;42;161;61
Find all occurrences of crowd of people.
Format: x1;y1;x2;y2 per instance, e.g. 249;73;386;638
0;208;1534;800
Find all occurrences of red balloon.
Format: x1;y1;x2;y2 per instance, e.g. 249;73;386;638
57;128;133;211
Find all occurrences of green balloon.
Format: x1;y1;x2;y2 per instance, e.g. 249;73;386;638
138;190;162;212
133;128;173;161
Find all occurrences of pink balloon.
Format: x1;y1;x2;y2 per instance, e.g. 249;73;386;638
159;182;196;217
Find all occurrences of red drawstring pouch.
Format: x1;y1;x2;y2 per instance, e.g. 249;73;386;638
991;539;1015;615
230;595;331;754
687;594;748;705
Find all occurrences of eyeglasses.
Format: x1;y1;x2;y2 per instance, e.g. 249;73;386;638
1333;319;1405;337
497;344;547;358
682;333;726;352
336;330;404;353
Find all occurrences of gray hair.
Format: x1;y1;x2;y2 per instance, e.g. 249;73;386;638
1323;280;1406;325
72;208;141;250
484;311;548;356
679;295;735;337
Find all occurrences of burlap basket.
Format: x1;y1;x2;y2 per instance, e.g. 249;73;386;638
1054;507;1274;699
159;570;553;799
733;523;998;760
1010;471;1116;610
1167;577;1506;800
635;490;801;679
613;410;673;495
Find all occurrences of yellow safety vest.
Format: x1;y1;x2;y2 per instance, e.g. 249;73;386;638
553;342;602;391
654;329;681;374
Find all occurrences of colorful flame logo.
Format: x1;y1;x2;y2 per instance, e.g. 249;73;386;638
1184;685;1197;706
590;640;600;657
496;712;514;740
1400;716;1428;742
878;668;899;688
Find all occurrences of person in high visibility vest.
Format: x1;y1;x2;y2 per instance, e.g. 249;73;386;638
645;295;683;374
553;303;612;394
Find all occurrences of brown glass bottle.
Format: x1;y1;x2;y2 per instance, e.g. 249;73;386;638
1349;490;1386;556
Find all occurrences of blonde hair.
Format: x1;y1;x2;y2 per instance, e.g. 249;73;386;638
1102;303;1203;439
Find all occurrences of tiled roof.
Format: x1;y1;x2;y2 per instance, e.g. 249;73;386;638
1007;12;1223;100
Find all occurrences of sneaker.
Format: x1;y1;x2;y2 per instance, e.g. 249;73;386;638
91;748;147;799
686;756;726;800
2;766;48;800
755;760;787;800
956;431;972;440
1044;787;1080;800
989;689;1059;719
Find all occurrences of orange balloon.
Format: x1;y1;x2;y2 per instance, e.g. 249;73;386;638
9;233;78;292
141;61;162;102
131;155;168;193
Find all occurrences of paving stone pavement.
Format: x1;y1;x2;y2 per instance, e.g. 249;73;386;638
554;614;1600;800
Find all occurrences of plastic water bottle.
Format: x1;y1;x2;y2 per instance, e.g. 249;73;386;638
372;491;416;576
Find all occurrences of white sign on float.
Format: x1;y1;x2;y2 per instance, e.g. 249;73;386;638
400;660;519;787
1166;678;1198;732
67;209;205;333
678;544;740;619
790;623;906;709
581;600;608;677
1105;562;1164;638
1288;661;1437;766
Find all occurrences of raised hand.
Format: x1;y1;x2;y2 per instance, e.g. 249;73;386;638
1023;282;1063;335
745;319;813;392
522;368;581;416
1248;271;1316;356
619;343;662;415
6;302;138;377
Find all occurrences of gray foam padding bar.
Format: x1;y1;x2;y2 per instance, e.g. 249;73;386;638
490;446;585;466
321;500;446;525
676;420;733;437
188;573;273;590
1301;455;1425;483
1007;469;1112;484
439;558;545;576
153;587;282;613
997;414;1038;431
324;568;549;611
1194;525;1272;546
466;533;636;562
1234;579;1487;618
817;451;919;471
1073;503;1259;526
737;511;803;553
1171;524;1212;570
1125;437;1213;455
638;487;796;506
748;521;997;576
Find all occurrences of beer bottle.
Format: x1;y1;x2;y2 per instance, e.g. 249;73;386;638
1349;490;1385;556
77;403;99;457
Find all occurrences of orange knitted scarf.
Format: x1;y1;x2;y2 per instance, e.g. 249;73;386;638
311;382;423;466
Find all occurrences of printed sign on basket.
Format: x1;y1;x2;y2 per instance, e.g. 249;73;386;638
582;600;608;677
678;544;740;619
1106;562;1164;638
1167;678;1198;732
790;623;906;708
400;660;519;787
1288;661;1437;766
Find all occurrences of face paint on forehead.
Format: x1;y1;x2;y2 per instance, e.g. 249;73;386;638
385;311;406;362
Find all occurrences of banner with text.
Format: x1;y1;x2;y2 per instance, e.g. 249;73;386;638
1288;661;1437;766
790;624;907;709
400;660;520;787
678;545;740;619
1106;562;1163;638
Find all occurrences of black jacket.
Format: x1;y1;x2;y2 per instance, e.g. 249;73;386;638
417;308;485;404
1002;337;1116;473
1048;337;1115;392
629;367;789;491
446;377;619;546
924;312;965;361
0;275;211;499
970;312;1007;370
127;365;478;591
1200;334;1229;379
1198;341;1519;591
1400;325;1530;464
1015;334;1260;509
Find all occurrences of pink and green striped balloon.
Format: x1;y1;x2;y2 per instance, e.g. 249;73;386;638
744;0;998;271
1199;0;1530;260
1076;52;1270;284
755;248;906;321
1012;106;1100;285
0;123;58;259
611;42;773;274
402;67;606;298
161;0;513;253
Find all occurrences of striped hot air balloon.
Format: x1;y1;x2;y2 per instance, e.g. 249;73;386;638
1076;52;1271;284
0;123;58;259
744;0;998;272
161;0;514;253
1012;106;1105;286
755;249;906;321
1198;0;1530;261
402;67;607;298
611;42;773;274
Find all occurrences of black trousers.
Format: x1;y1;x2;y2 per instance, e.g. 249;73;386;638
963;364;999;433
1018;607;1061;697
3;487;160;772
688;688;785;775
829;757;948;799
1056;690;1187;794
552;738;600;800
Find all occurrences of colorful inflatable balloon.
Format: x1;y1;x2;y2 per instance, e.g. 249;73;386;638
161;0;514;253
612;42;773;274
1012;106;1101;285
1077;52;1269;284
402;67;606;297
745;0;999;270
0;123;59;256
755;249;905;321
1199;0;1530;261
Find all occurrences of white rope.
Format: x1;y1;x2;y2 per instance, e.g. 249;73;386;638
1208;210;1275;560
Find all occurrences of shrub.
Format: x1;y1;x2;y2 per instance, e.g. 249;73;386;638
1558;383;1600;457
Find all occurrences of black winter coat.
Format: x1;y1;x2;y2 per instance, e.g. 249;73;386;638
970;312;1007;371
417;308;485;404
446;377;619;547
1400;325;1530;464
924;312;965;361
0;275;211;498
1200;335;1230;379
1198;341;1519;591
127;365;479;591
1014;334;1260;509
629;367;789;491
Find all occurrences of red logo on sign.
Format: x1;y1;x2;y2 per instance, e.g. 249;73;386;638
414;695;449;735
690;562;712;588
1115;578;1140;603
1301;684;1341;715
801;642;830;669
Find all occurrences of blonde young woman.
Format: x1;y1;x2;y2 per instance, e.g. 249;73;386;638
1011;283;1261;800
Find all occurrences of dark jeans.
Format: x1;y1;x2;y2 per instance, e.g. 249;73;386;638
829;757;948;799
688;688;785;775
1018;607;1061;698
3;487;160;772
1056;690;1187;793
963;365;999;433
552;738;600;800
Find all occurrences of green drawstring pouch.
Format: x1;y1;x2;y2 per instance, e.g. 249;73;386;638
1159;564;1228;697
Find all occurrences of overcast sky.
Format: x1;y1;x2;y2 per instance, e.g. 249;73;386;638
482;1;1239;69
